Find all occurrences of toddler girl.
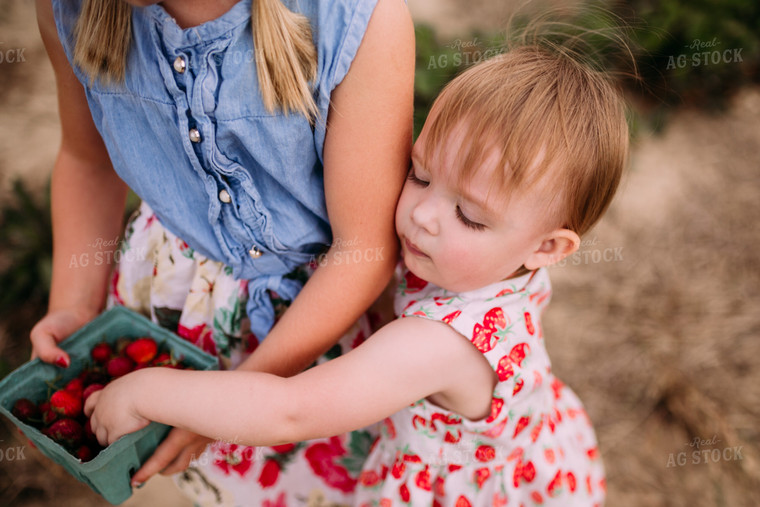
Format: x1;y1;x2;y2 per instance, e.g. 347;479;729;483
86;41;627;506
32;0;413;504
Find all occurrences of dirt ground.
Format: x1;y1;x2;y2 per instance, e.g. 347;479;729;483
1;1;759;506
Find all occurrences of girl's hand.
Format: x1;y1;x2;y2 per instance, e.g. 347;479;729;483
84;372;151;446
130;428;213;486
30;307;97;367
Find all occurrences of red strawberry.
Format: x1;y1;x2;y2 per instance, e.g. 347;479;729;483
271;443;296;453
107;356;135;378
383;418;397;439
475;445;496;462
486;397;504;423
43;418;83;448
512;459;536;487
76;444;95;462
258;458;280;488
566;471;577;492
403;270;428;293
126;337;158;364
474;467;490;488
524;312;535;335
544;448;556;464
399;483;411;502
494;288;514;297
448;464;463;473
434;475;445;496
587;447;600;460
531;491;544;503
513;415;531;438
496;356;515;381
152;352;172;366
39;401;58;425
551;378;564;400
442;310;461;324
483;307;506;329
455;496;472;507
391;459;406;479
360;469;380;487
472;324;496;353
444;430;461;443
83;383;105;402
507;447;524;461
415;466;431;491
79;369;109;387
547;469;562;497
403;453;422;463
530;417;544;443
64;377;84;395
411;415;427;430
50;389;83;418
90;342;113;364
11;398;40;424
513;377;525;396
509;343;530;366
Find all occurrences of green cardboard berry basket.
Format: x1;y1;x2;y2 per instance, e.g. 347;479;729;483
0;305;219;505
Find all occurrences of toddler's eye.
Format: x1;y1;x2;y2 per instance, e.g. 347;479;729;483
407;167;429;187
456;206;486;231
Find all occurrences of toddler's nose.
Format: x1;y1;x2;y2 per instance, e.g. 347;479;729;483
410;195;440;236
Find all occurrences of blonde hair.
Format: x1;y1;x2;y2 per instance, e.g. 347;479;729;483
421;45;629;237
73;0;317;119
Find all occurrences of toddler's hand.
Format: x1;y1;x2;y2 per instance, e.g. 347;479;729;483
84;372;150;446
30;308;97;367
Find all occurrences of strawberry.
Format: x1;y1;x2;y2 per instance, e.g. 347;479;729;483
79;369;109;387
513;415;531;438
126;337;158;364
411;415;427;430
12;398;40;425
455;496;472;507
496;356;515;381
258;459;280;488
472;324;496;353
475;445;496;462
383;418;397;439
551;378;564;400
271;443;296;453
433;476;445;496
64;377;84;395
83;383;105;402
474;467;490;488
544;448;556;464
441;310;461;325
444;430;461;443
391;459;406;479
524;312;535;335
360;469;380;487
531;491;544;504
415;466;431;491
50;389;83;418
399;483;411;503
513;377;525;396
508;343;530;366
483;307;506;330
547;469;563;497
566;471;577;492
107;356;135;378
486;397;504;423
90;342;113;364
37;402;57;427
402;453;422;463
402;270;428;293
530;416;544;443
151;352;172;366
76;444;95;462
114;337;132;355
512;459;536;487
43;418;83;449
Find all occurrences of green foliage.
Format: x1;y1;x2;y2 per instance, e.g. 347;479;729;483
614;0;760;109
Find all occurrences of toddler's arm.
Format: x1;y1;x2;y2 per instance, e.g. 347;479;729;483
86;316;497;446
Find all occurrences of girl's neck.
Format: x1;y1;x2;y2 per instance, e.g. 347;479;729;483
159;0;241;29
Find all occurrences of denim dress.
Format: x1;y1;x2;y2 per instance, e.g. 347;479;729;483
52;0;383;504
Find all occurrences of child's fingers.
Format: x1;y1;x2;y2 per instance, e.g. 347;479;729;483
83;390;100;418
131;428;197;486
29;324;70;367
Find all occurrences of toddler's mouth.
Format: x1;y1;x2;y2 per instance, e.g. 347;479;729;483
404;238;429;259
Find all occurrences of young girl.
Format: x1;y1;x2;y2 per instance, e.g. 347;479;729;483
31;0;413;504
86;40;627;506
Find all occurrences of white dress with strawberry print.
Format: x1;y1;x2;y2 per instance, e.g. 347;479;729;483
354;265;606;507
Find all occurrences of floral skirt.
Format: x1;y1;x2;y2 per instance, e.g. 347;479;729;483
107;202;383;506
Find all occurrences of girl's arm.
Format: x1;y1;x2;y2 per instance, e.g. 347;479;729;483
86;316;496;446
30;0;129;366
237;0;415;377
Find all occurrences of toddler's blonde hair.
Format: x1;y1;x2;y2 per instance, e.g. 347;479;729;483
421;42;629;237
73;0;318;120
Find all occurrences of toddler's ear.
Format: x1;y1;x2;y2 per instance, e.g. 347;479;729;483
523;229;580;270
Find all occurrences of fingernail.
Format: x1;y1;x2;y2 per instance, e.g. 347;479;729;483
55;356;70;368
132;481;144;489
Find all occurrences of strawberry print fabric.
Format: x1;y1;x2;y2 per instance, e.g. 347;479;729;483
354;264;606;506
107;202;379;506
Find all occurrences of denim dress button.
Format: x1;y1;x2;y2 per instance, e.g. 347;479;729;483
189;128;202;143
248;245;263;259
219;189;232;203
173;55;186;73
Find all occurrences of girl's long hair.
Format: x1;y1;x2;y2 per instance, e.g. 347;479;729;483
73;0;318;120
